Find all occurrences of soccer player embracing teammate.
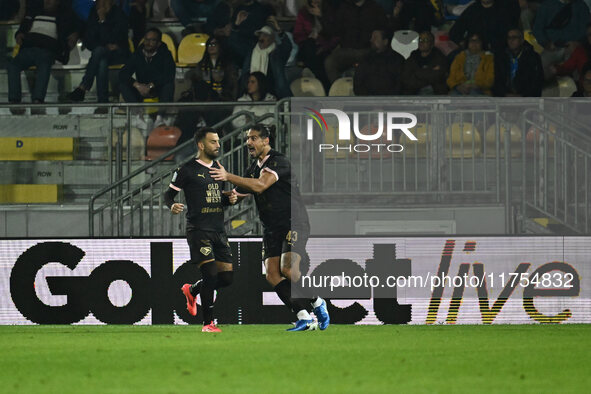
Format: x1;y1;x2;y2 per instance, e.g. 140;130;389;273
210;124;329;332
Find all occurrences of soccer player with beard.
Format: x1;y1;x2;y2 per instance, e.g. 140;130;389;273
164;127;237;333
210;124;330;332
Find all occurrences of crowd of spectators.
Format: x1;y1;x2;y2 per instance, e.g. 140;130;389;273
4;0;591;115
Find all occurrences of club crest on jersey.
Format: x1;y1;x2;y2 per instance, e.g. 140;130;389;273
200;246;212;256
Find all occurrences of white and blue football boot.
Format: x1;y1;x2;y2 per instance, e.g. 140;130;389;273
286;319;318;331
313;298;330;330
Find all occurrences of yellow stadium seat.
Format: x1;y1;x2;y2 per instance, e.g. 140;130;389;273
445;123;482;158
400;124;429;157
231;220;246;229
328;77;354;96
290;77;326;97
177;33;208;66
0;184;60;203
161;33;177;62
0;137;75;160
485;124;522;158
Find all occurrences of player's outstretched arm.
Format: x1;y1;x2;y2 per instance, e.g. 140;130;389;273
210;162;278;193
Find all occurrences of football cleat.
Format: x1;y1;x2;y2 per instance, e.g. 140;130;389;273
181;284;197;316
313;298;330;330
202;321;222;333
286;319;318;332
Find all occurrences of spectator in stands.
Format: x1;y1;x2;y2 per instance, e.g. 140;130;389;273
401;31;449;95
116;0;146;48
67;0;129;110
241;17;292;98
533;0;589;77
225;0;272;66
73;0;146;48
192;36;239;101
447;32;495;95
293;0;338;91
232;71;276;128
324;0;388;83
7;0;81;113
572;63;591;96
493;28;544;96
171;0;225;35
449;0;513;53
533;0;589;47
353;29;405;95
551;24;591;90
118;28;176;104
388;0;443;32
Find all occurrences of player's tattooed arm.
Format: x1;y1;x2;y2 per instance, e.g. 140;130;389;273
210;162;277;193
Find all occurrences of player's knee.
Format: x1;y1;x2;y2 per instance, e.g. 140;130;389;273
199;261;218;287
280;265;291;278
265;270;281;285
217;271;233;288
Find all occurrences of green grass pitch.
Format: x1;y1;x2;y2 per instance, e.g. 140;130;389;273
1;324;590;393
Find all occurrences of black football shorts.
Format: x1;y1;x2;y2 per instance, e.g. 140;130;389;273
262;227;309;261
186;229;233;265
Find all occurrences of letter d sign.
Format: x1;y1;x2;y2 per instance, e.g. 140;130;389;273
16;140;23;148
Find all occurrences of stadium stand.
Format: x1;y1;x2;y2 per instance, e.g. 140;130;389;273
290;77;325;97
485;124;522;158
111;127;145;160
0;0;590;239
145;125;181;160
399;124;429;157
0;184;60;203
445;122;482;158
328;77;354;96
0;137;75;160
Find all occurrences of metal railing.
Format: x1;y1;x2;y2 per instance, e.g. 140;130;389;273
84;98;591;237
88;106;276;237
520;109;591;234
281;98;533;233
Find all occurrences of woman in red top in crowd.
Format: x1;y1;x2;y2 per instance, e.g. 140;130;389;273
552;24;591;90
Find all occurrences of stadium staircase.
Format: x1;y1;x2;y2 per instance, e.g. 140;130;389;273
87;108;277;237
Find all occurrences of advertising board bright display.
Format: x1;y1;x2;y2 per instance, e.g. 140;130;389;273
1;237;588;325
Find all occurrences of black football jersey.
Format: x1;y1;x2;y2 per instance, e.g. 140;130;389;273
236;150;310;232
169;159;228;232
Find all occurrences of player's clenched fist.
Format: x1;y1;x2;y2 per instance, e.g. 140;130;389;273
170;203;185;214
224;190;238;205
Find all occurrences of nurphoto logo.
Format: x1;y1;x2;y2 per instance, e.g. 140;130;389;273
305;108;418;153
